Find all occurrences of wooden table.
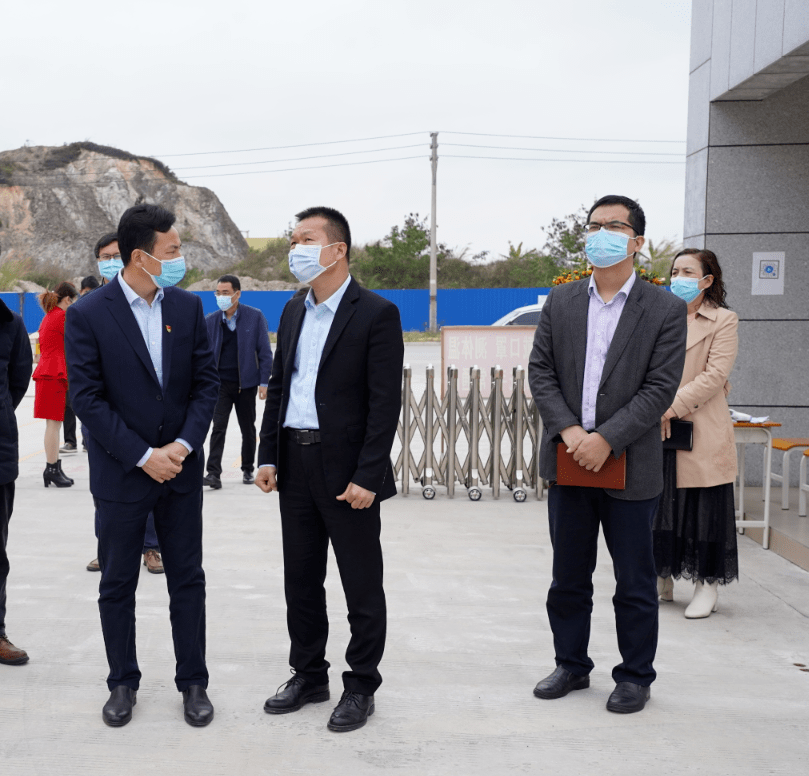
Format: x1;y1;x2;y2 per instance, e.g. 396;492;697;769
734;422;781;550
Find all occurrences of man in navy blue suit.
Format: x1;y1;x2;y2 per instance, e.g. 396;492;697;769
203;274;273;489
65;204;219;728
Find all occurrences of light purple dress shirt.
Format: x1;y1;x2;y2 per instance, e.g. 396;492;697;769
580;271;636;431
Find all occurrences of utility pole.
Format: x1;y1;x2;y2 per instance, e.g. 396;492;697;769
428;132;438;332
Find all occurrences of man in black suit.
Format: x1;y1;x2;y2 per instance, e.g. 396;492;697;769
256;206;403;732
0;292;33;667
528;195;687;714
66;204;219;727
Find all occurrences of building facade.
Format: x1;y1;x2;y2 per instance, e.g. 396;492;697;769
686;0;809;480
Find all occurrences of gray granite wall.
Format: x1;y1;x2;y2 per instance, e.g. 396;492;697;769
685;0;809;483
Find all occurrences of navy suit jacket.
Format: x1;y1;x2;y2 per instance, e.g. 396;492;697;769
0;300;32;486
65;276;219;503
205;303;273;388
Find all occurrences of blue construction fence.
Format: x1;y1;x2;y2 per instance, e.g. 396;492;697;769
13;287;551;334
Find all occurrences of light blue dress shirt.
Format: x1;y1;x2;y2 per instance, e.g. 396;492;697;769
117;271;191;467
222;307;238;332
283;275;352;431
581;271;636;431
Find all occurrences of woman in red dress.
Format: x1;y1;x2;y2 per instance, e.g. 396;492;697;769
33;282;78;487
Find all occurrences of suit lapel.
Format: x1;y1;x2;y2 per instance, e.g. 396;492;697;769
318;278;358;370
284;297;307;377
569;282;590;400
598;278;645;389
105;277;162;389
686;304;717;350
161;290;175;390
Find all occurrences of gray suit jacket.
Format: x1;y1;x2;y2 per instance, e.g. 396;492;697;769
528;275;687;501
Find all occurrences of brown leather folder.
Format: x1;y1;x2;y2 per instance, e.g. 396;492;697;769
556;443;626;489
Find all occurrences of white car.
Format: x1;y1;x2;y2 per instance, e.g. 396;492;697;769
491;297;547;326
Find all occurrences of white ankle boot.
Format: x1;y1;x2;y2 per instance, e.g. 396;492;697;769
684;581;718;619
657;576;674;602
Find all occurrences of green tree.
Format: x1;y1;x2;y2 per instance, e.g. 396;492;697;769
542;205;589;269
643;237;681;280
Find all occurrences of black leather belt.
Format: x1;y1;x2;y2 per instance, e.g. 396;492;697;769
287;428;321;445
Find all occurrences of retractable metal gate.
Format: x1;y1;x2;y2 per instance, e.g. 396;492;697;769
394;366;545;502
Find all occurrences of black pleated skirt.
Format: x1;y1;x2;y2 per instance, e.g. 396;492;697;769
652;449;739;585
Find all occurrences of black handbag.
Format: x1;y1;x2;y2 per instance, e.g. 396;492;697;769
662;419;693;451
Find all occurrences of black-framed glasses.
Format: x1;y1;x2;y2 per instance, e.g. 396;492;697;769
98;252;121;261
582;221;636;236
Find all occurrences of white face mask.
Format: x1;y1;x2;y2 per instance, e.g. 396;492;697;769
288;243;339;284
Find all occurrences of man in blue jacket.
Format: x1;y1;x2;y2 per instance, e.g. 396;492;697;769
0;293;33;667
65;204;219;728
203;275;273;489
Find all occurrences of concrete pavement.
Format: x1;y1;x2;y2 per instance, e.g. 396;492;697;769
2;380;808;776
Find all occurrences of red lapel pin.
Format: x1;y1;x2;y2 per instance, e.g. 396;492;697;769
166;325;172;333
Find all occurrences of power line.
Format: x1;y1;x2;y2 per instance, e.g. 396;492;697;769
4;155;428;186
152;132;431;158
149;130;686;159
173;144;425;171
442;154;684;164
444;143;684;157
442;131;686;143
182;155;426;178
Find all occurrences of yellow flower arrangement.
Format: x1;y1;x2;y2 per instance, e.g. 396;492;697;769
552;265;665;286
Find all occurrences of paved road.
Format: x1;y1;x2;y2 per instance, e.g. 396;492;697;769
2;349;808;776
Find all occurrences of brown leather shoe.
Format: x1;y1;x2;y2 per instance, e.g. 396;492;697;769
87;558;100;572
0;635;30;665
143;550;165;574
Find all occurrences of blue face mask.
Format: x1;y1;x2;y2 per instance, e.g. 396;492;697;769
141;252;187;288
670;276;708;303
288;243;338;284
216;294;234;311
97;257;123;281
584;229;635;268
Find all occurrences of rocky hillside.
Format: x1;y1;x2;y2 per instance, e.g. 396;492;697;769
0;142;248;278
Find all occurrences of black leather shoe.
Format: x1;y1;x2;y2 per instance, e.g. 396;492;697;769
203;474;222;490
264;674;330;714
533;666;590;699
182;685;214;727
102;686;136;727
606;682;650;714
243;471;255;484
327;691;374;732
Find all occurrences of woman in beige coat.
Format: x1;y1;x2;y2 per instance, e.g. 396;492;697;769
653;249;739;619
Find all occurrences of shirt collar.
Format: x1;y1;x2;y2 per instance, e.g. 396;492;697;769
222;306;239;323
588;269;636;305
305;274;351;316
118;269;164;307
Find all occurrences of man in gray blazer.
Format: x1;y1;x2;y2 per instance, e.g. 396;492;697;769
528;195;686;714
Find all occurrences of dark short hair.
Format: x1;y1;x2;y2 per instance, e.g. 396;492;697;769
217;274;241;291
94;232;119;259
295;206;352;261
80;275;100;292
671;248;729;309
587;195;646;236
117;204;176;266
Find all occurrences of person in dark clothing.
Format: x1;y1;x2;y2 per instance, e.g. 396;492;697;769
0;296;34;666
203;275;273;489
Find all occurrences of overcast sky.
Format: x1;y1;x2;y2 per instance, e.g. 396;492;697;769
2;0;692;259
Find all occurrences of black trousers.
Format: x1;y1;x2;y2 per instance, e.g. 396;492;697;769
279;437;386;695
547;485;660;686
206;382;257;476
63;392;76;447
96;483;207;692
0;482;15;637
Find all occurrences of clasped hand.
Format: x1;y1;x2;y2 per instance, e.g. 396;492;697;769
254;468;375;509
143;442;187;483
560;426;612;472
